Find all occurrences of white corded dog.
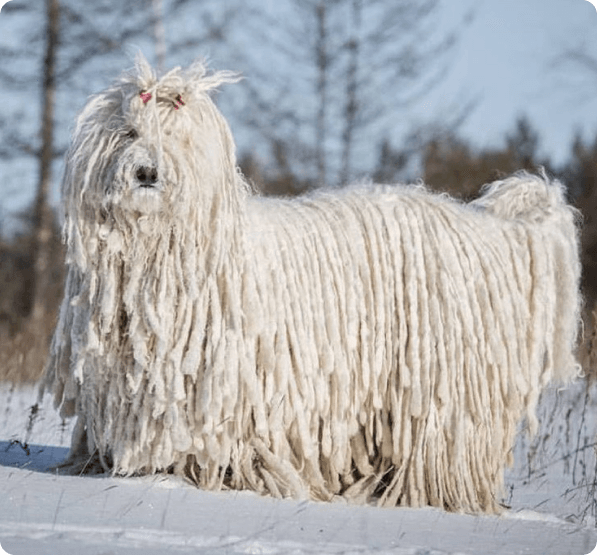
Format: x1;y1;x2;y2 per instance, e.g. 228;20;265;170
42;56;581;513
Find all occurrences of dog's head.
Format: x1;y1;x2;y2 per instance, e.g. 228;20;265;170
64;55;241;219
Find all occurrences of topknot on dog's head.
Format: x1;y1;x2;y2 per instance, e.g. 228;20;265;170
117;53;241;120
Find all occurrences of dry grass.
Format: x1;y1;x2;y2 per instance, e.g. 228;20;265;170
0;324;53;384
504;376;597;526
0;229;64;385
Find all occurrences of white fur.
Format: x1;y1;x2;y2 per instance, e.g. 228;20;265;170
42;57;581;513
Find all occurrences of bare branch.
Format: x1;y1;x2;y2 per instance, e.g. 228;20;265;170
1;2;35;15
558;47;597;78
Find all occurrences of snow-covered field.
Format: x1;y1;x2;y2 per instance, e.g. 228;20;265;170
1;380;596;555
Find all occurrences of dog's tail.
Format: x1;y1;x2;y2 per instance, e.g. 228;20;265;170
473;170;581;385
471;170;572;225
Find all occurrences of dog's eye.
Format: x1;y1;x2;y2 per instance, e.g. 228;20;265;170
124;129;138;141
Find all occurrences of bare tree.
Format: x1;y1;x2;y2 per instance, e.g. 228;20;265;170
30;0;60;328
235;0;470;189
315;0;329;187
339;0;361;184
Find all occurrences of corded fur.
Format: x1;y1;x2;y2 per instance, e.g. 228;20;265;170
42;56;582;513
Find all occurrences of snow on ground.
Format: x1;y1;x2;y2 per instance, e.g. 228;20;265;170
1;380;596;555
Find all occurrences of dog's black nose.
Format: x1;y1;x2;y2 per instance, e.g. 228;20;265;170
136;166;158;187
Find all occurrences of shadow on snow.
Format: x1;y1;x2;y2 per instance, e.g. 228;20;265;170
0;440;68;473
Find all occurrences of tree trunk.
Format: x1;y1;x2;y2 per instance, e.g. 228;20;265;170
340;0;361;184
30;0;59;328
315;1;328;188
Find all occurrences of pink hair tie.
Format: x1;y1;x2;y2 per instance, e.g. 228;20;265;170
173;94;185;110
140;91;153;104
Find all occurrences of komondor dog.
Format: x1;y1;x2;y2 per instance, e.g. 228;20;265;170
42;57;581;514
